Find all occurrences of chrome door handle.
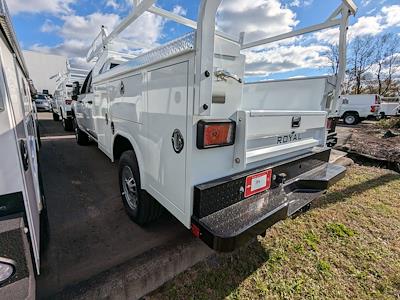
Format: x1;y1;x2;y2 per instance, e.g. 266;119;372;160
214;69;242;83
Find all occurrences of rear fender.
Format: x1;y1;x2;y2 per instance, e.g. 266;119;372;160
111;131;146;187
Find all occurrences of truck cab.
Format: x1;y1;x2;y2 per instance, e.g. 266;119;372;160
73;0;356;252
72;55;127;142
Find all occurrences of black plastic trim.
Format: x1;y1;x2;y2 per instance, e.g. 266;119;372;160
0;192;25;219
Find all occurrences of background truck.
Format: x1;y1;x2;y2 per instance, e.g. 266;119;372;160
339;94;381;125
0;0;44;298
73;0;356;252
380;96;400;118
51;66;87;131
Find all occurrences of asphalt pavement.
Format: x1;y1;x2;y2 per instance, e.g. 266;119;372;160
36;112;200;298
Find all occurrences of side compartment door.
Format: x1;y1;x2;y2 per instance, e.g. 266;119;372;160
146;62;188;215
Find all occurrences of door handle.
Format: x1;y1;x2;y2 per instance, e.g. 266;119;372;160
87;100;93;104
19;140;29;171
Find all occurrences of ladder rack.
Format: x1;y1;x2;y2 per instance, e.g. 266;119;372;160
86;0;357;116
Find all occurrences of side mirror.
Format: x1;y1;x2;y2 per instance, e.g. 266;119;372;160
72;81;81;98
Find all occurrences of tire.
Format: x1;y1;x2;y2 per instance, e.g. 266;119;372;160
74;118;89;145
62;117;74;131
119;150;163;225
343;113;359;125
52;112;60;121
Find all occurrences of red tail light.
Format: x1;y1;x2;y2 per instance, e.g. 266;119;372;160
370;105;377;113
326;118;333;130
197;120;236;149
65;99;72;105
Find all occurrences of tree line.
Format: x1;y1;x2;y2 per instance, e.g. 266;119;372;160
326;33;400;97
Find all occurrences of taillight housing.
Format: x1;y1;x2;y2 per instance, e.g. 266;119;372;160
65;99;72;105
197;120;236;149
371;105;377;113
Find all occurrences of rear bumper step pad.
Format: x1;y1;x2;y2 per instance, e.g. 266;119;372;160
191;149;345;252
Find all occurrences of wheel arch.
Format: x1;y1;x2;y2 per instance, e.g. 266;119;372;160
112;132;145;185
341;110;359;118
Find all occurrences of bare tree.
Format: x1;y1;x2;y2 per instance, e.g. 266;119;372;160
347;37;375;94
326;44;340;75
374;33;400;96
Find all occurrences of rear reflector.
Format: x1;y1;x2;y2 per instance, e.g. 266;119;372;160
191;224;200;237
197;120;236;149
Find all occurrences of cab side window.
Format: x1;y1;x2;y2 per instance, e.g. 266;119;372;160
81;70;93;95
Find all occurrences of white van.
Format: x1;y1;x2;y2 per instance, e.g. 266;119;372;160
0;0;44;298
73;0;356;252
339;94;381;125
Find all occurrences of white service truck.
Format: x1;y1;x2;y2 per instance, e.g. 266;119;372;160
340;94;382;125
51;67;87;131
73;0;356;252
0;0;44;297
380;97;400;117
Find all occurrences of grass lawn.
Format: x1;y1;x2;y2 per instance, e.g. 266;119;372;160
148;165;400;300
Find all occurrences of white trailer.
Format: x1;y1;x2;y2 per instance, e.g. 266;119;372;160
73;0;356;252
51;66;88;131
0;0;43;298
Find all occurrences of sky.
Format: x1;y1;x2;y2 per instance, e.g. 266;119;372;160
7;0;400;81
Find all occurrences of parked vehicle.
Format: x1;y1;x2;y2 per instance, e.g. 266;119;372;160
33;93;51;111
0;0;44;298
339;94;381;125
51;66;87;131
380;97;400;117
73;0;356;252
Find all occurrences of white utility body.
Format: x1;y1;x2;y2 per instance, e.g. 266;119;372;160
0;0;43;297
340;94;381;125
74;0;356;251
380;97;400;117
51;66;87;131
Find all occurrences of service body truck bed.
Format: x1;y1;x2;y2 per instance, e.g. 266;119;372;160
74;0;356;251
0;0;43;297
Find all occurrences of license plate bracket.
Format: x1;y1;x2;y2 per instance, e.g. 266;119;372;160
244;169;272;198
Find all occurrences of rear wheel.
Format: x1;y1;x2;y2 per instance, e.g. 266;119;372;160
343;113;359;125
52;112;60;121
62;117;73;131
119;150;162;225
74;118;89;145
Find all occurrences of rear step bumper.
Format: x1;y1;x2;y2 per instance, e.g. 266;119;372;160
191;149;345;252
